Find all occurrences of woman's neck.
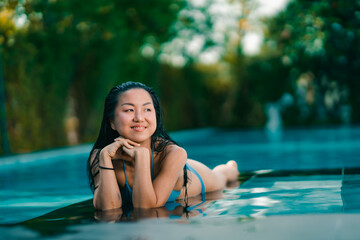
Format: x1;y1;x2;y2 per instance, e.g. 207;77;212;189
138;138;152;151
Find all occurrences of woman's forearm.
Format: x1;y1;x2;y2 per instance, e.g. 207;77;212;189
93;151;122;210
132;149;158;208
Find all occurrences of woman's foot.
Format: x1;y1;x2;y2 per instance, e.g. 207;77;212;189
226;160;240;182
212;160;240;189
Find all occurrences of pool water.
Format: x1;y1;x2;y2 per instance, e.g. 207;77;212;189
1;126;360;239
0;145;93;225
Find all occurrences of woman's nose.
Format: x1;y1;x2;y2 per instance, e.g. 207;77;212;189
134;110;144;121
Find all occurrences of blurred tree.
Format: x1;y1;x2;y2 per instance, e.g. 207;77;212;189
157;0;263;129
1;0;359;154
257;0;360;125
0;0;183;153
0;28;10;154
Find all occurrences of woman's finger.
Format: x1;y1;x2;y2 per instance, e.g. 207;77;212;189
113;139;124;147
122;146;136;158
113;138;129;147
114;137;139;147
123;141;134;149
125;139;140;146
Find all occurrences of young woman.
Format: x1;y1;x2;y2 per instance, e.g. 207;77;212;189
87;82;239;210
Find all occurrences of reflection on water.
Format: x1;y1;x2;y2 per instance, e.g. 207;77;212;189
92;188;227;223
94;196;210;223
1;127;360;239
208;169;360;222
12;192;223;237
341;169;360;212
6;167;358;238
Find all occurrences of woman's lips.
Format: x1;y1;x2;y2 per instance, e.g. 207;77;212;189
131;126;146;132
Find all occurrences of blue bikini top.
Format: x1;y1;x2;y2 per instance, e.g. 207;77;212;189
120;150;181;206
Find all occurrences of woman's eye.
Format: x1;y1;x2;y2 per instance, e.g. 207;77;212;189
145;108;151;112
124;109;134;112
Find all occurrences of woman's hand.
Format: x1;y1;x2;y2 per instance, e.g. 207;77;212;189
122;145;149;159
101;137;140;159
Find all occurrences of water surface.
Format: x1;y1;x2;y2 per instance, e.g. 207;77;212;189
1;126;360;239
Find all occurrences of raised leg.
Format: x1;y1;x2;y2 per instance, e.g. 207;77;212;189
212;160;239;183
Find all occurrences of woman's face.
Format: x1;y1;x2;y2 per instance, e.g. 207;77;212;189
110;88;157;145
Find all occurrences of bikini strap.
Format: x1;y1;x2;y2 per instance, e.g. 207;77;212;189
185;163;206;201
122;160;128;184
151;148;154;180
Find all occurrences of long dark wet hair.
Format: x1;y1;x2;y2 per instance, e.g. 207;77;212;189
87;82;188;202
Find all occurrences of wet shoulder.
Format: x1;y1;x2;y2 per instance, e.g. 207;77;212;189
162;145;187;165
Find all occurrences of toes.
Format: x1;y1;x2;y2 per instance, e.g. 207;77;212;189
227;160;240;179
226;160;238;168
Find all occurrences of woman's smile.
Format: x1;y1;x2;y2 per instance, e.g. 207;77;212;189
131;125;147;132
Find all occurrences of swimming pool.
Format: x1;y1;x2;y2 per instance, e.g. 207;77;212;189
1;126;360;239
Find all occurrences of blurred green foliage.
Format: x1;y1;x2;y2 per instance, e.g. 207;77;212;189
0;0;359;154
0;0;184;153
253;0;360;125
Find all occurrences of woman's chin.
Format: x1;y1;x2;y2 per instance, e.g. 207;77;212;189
127;135;151;145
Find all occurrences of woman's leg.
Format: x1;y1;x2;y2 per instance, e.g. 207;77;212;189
186;160;240;194
212;160;239;182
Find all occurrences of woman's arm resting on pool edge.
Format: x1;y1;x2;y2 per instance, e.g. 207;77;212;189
128;146;187;208
92;148;122;210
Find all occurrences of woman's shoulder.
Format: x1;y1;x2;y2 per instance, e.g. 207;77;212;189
157;145;187;171
163;144;187;161
165;144;186;154
155;138;181;153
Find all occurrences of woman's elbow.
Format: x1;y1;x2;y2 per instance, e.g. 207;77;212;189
93;197;105;210
93;193;122;211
